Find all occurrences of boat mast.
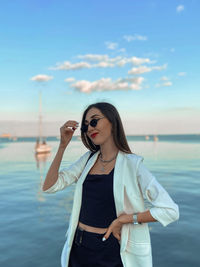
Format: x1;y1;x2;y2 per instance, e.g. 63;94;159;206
39;90;43;143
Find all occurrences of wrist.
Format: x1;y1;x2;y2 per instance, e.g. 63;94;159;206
118;214;133;224
132;213;142;225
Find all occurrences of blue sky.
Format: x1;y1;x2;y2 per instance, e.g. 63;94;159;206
1;0;200;135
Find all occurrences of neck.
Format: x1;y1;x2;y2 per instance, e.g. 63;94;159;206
99;138;119;160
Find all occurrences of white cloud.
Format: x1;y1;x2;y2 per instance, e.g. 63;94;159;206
70;77;144;93
30;74;53;82
65;77;75;82
114;56;151;67
108;56;122;63
123;34;147;42
162;81;172;87
128;66;152;75
50;55;153;71
156;81;172;87
78;54;123;63
128;64;167;75
176;5;184;13
78;54;109;62
156;75;172;87
94;62;115;68
50;61;91;70
105;42;118;50
153;64;167;71
178;72;186;76
116;59;129;67
130;56;151;65
160;76;169;81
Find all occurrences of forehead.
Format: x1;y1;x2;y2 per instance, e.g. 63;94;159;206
85;107;103;120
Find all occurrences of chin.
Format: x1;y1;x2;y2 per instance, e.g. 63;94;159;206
90;139;103;146
92;141;101;146
91;136;110;147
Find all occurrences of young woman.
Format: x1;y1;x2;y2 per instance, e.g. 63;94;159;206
42;102;179;267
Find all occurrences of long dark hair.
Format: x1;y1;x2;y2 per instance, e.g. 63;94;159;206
80;102;132;154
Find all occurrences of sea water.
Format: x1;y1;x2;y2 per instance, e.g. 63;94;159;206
0;135;200;267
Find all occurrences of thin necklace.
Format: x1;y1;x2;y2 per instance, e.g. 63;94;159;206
99;153;118;163
99;153;118;172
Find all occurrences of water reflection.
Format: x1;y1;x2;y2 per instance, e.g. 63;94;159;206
35;152;51;169
35;152;51;202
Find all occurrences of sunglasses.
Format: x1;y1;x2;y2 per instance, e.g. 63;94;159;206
81;117;104;133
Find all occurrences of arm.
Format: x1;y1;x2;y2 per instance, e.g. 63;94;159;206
135;159;179;226
42;120;81;193
116;158;179;226
103;160;179;241
117;210;157;225
42;149;90;193
42;144;67;192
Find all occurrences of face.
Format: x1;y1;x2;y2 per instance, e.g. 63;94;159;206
84;107;113;146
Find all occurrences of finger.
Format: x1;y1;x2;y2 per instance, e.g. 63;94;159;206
67;120;79;126
64;120;79;125
111;231;121;241
102;230;111;241
64;124;79;130
63;123;79;131
116;233;121;241
63;121;79;128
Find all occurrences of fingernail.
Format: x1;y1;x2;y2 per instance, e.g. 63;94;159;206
102;237;106;241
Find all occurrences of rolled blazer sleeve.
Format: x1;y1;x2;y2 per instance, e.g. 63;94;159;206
137;158;179;227
43;151;90;194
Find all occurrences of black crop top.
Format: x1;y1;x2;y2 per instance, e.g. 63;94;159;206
79;168;117;228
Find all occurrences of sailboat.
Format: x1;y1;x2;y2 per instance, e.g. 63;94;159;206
35;91;51;154
153;135;159;142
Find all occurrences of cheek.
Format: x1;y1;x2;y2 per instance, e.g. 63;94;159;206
103;123;112;136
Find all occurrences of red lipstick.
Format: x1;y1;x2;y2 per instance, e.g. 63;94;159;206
91;133;98;139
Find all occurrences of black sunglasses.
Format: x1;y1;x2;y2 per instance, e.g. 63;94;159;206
81;117;104;133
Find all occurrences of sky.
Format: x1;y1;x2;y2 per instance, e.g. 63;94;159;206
0;0;200;136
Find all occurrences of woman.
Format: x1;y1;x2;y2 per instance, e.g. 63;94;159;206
42;102;179;267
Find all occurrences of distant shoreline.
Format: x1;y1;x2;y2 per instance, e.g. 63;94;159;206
1;133;200;138
1;134;200;144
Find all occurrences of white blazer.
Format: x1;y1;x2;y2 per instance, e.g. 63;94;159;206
44;150;179;267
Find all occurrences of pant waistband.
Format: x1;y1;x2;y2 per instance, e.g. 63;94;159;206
76;226;106;236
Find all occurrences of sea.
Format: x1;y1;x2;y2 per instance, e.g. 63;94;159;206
0;134;200;267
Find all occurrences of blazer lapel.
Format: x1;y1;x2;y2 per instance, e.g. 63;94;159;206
113;150;125;216
78;151;100;185
113;151;129;252
67;151;100;245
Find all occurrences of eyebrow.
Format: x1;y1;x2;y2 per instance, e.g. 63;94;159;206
84;114;100;123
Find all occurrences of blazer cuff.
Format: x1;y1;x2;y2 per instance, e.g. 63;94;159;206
42;177;61;194
149;205;179;227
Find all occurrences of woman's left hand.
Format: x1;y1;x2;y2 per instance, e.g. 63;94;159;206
102;214;127;241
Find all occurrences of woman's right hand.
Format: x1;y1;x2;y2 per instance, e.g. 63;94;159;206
59;120;79;148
